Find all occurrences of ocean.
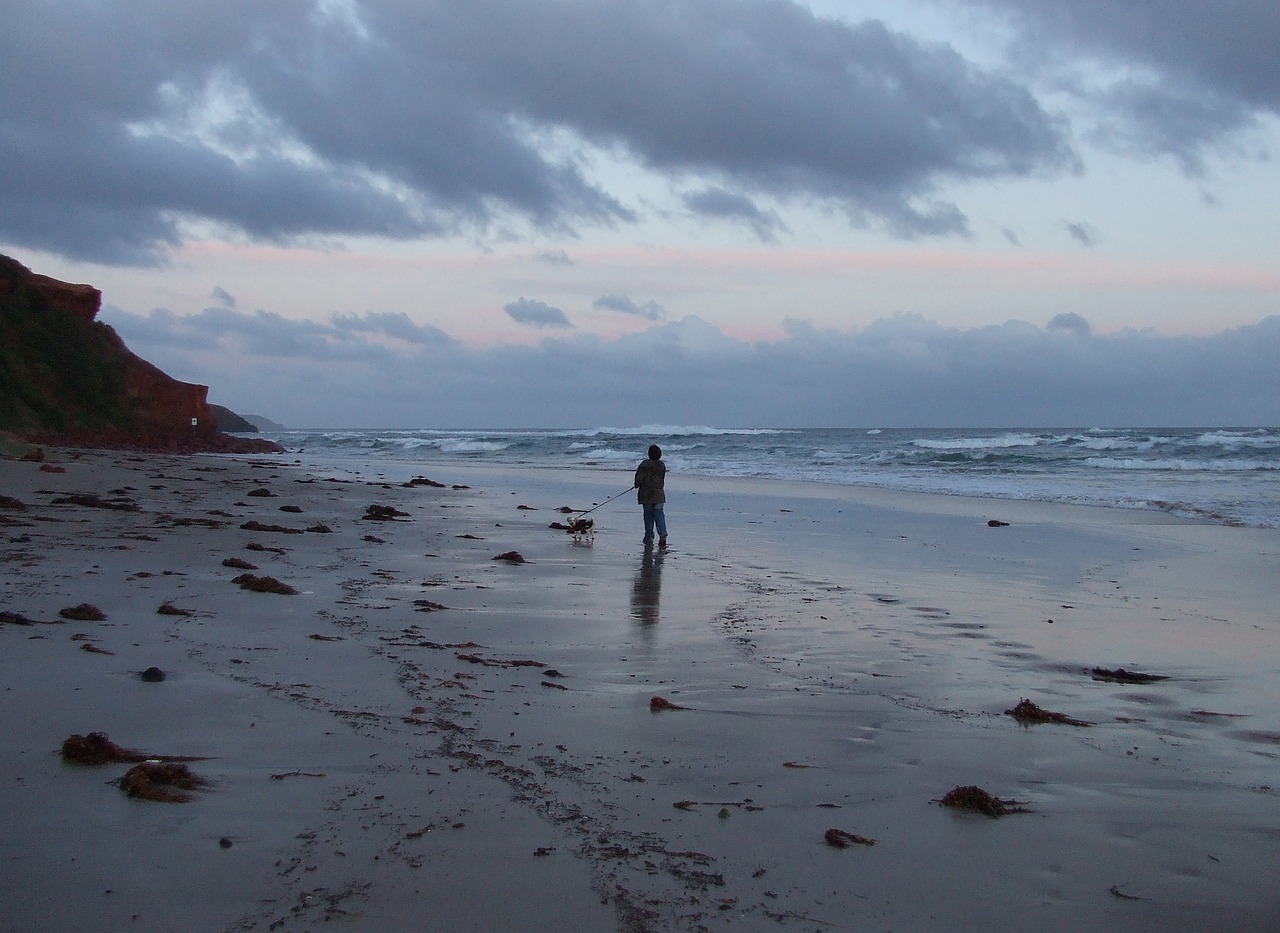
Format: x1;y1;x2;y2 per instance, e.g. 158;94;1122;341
253;426;1280;529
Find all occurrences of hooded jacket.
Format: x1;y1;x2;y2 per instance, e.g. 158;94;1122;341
634;456;666;505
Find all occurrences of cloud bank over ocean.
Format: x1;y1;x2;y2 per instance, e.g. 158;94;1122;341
103;304;1280;428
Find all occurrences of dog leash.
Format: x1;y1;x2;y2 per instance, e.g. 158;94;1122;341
573;484;636;519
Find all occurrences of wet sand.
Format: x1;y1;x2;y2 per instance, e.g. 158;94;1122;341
1;449;1278;931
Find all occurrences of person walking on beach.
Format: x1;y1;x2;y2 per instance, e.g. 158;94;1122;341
634;444;668;548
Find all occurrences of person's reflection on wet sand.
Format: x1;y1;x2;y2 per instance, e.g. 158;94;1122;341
630;544;664;624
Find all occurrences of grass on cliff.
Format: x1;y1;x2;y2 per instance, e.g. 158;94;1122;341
0;255;136;436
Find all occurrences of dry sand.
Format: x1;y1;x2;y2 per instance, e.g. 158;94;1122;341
1;448;1278;932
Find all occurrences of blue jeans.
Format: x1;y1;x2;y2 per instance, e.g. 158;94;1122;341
642;503;667;541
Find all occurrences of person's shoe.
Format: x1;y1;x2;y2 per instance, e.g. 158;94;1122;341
658;536;668;549
643;536;654;546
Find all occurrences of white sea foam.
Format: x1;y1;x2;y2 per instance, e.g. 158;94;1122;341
1195;430;1278;450
1085;456;1276;472
437;439;510;453
912;432;1044;451
1075;434;1162;452
591;424;787;437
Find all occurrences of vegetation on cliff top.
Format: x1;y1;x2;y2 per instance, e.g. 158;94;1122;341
0;254;135;436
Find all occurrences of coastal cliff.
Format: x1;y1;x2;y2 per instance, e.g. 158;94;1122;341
0;254;280;453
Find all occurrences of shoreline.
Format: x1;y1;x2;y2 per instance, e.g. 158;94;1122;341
257;423;1280;531
2;448;1278;931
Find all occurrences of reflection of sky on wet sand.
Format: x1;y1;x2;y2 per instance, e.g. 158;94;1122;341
630;546;664;624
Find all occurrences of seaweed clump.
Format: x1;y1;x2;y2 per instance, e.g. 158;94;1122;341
51;493;139;512
61;731;206;765
1091;667;1168;684
232;573;298;595
59;603;106;621
650;695;688;712
1006;698;1092;727
1;611;42;626
239;520;303;534
363;504;410;521
119;761;208;802
403;476;445;488
936;785;1028;817
61;732;147;765
825;828;876;848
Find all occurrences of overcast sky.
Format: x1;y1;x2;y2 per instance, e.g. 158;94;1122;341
2;0;1277;427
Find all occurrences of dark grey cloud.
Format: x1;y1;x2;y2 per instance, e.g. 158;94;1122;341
1063;221;1096;247
104;302;457;362
117;305;356;358
683;187;787;241
593;295;666;321
210;286;237;308
1046;311;1091;337
963;0;1280;170
969;0;1280;107
536;249;574;267
1091;82;1252;176
504;297;572;329
102;303;1280;428
1;0;1078;264
330;311;457;346
462;1;1075;236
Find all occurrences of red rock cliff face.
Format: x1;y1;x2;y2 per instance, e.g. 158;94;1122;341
114;328;218;442
29;273;104;323
1;255;279;453
39;270;220;443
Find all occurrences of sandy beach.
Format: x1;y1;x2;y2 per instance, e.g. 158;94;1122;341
2;448;1278;932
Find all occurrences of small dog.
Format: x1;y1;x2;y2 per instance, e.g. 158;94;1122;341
568;516;595;547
